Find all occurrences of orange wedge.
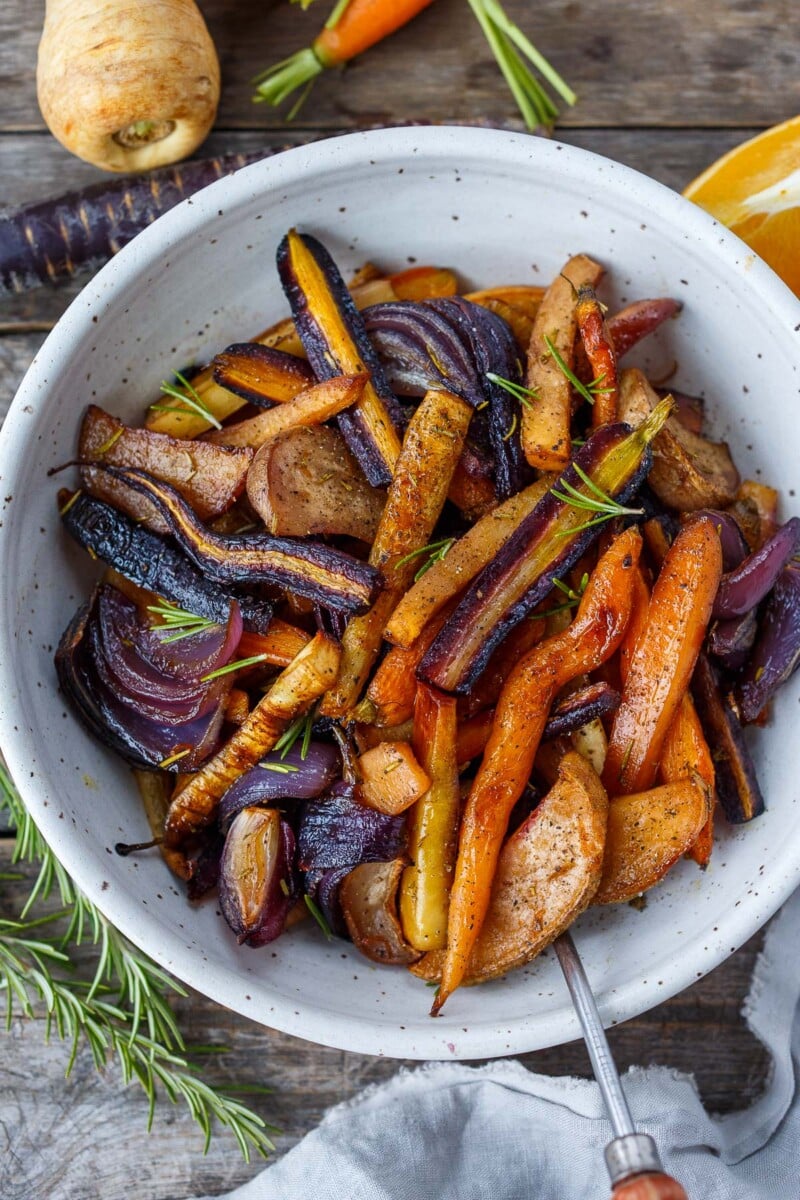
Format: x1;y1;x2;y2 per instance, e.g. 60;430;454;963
684;116;800;296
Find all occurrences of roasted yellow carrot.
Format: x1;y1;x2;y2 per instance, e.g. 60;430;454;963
660;694;716;866
399;684;461;951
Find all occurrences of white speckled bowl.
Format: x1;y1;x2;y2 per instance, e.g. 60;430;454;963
1;127;799;1059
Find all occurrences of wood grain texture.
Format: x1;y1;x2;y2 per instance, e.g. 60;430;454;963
2;0;799;133
0;0;790;1193
0;845;770;1200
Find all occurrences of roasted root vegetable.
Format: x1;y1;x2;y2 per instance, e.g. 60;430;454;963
619;369;740;510
594;778;709;904
60;491;273;632
522;254;604;471
419;404;670;696
605;298;682;358
237;621;312;668
164;633;341;845
363;604;454;727
37;0;220;171
340;860;421;966
433;528;641;1012
399;685;461;952
245;425;386;543
321;387;474;718
738;562;800;722
219;808;297;946
712;518;800;619
91;466;381;613
412;752;607;985
211;345;315;407
357;742;431;815
207;374;366;450
384;480;549;648
277;230;404;486
604;516;722;795
79;405;252;533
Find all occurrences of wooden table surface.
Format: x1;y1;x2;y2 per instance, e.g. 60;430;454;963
2;2;798;1197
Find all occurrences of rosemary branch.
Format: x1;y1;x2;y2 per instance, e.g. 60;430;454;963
0;762;276;1160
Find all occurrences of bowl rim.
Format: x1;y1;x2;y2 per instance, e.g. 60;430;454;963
1;124;799;1060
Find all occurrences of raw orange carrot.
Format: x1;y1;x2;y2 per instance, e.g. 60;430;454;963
433;527;641;1013
603;516;723;796
254;1;436;110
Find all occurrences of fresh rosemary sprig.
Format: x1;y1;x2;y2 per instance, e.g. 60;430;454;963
200;653;268;683
304;894;333;941
544;334;612;406
485;372;540;409
396;537;457;583
149;371;223;431
272;707;316;761
0;762;276;1160
539;572;590;618
147;600;217;644
551;463;645;535
467;0;575;129
259;762;300;775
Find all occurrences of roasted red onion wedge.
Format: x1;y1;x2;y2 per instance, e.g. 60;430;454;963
56;599;227;772
738;562;800;723
303;867;351;938
297;783;407;872
218;808;298;947
712;517;800;619
606;298;682;358
61;491;273;632
218;742;342;830
690;508;749;572
364;296;527;498
707;608;758;671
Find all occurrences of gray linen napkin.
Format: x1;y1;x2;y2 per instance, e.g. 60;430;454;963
209;888;800;1199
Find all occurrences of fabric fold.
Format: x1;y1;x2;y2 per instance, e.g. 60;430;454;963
205;888;800;1200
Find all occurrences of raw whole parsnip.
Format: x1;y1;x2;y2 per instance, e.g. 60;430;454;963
37;0;220;171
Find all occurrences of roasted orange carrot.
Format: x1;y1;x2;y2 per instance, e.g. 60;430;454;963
390;265;458;300
456;709;495;766
522;255;604;471
603;516;723;796
618;566;650;684
660;693;716;866
433;527;641;1013
364;603;454;727
237;620;312;667
575;284;619;427
206;374;366;449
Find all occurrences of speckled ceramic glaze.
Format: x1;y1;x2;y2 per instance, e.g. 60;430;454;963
1;127;798;1059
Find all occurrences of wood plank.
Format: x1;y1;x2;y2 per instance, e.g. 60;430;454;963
0;127;764;332
3;0;798;134
0;842;770;1200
